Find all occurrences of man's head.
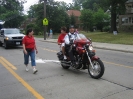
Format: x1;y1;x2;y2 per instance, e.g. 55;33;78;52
69;25;75;33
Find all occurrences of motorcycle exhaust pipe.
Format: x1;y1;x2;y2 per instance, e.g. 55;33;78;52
61;63;71;67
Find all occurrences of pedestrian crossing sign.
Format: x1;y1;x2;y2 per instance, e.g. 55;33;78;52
43;18;48;25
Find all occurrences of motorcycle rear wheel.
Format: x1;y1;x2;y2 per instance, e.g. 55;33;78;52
88;59;104;79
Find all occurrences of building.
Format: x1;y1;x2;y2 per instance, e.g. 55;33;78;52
119;0;133;32
66;10;81;29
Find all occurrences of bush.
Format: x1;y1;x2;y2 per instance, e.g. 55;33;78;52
26;23;40;35
38;32;43;35
103;26;110;32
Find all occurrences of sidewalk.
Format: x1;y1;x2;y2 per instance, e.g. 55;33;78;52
39;38;133;53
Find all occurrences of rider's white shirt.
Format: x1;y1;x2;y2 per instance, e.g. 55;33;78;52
64;32;79;45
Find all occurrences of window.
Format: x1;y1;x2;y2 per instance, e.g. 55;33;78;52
4;29;20;34
122;17;129;24
125;18;128;23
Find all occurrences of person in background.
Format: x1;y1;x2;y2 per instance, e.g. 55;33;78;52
49;28;53;39
22;28;38;74
57;26;67;60
46;32;49;39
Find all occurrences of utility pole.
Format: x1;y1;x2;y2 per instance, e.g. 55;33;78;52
44;0;47;40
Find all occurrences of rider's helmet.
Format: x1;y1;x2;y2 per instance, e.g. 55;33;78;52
69;25;75;29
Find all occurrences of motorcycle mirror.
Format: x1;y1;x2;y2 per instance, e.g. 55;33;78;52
88;38;92;42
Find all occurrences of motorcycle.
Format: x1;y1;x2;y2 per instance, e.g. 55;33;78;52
57;34;104;79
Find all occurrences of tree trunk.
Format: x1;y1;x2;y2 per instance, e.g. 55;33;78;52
110;3;117;33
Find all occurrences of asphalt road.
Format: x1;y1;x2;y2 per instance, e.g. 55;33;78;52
0;38;133;99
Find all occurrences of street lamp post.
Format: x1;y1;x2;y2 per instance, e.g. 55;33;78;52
44;0;47;40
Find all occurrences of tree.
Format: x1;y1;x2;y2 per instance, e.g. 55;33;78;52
81;0;128;32
109;0;127;32
82;0;100;10
27;1;70;33
0;0;26;28
70;14;76;26
93;8;110;31
80;9;94;32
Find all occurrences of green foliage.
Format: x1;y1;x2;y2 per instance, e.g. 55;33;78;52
38;32;43;35
93;8;110;31
26;23;40;35
103;26;110;32
80;9;94;32
27;2;70;33
70;14;76;26
0;0;26;28
81;0;128;32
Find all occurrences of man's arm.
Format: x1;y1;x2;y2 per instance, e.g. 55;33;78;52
57;35;61;45
34;43;38;54
64;34;69;44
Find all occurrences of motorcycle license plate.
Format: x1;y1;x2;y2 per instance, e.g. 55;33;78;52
16;42;20;45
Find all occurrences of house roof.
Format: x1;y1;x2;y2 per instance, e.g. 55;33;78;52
66;10;81;17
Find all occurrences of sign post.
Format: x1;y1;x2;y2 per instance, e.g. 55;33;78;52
43;0;47;40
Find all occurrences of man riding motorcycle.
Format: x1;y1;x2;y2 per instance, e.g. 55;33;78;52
63;25;79;66
57;26;105;79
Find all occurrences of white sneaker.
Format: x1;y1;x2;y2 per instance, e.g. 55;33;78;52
64;55;67;59
26;67;29;72
33;68;38;74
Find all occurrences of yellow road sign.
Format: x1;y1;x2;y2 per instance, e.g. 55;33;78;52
43;18;48;25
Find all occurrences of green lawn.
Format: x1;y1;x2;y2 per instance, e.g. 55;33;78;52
35;31;133;45
86;32;133;45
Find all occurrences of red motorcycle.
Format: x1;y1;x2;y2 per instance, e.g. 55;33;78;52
57;34;104;79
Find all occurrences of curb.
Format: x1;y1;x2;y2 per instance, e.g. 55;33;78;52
39;40;57;43
39;40;133;53
93;46;133;53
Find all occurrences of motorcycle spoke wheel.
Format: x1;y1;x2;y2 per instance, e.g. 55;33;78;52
88;59;104;79
89;61;101;76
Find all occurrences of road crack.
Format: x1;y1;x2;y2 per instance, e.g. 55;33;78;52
101;78;133;99
101;88;132;99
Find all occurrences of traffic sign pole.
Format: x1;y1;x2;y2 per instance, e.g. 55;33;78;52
44;0;47;40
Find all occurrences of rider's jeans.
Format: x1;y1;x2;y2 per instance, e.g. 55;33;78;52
68;50;75;63
24;50;36;66
65;45;75;63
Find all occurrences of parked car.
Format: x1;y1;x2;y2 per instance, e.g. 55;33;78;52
0;28;25;49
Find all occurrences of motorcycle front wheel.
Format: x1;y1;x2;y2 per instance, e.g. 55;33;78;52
88;59;104;79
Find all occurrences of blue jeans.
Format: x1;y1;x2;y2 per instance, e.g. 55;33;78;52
24;50;36;66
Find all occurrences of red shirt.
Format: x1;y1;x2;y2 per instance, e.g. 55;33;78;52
58;33;66;44
22;35;35;49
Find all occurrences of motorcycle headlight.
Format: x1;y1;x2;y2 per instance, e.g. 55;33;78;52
73;44;76;47
85;43;89;47
89;45;93;51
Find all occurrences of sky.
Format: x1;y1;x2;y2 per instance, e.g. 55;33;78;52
24;0;73;14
